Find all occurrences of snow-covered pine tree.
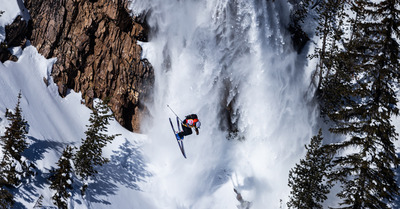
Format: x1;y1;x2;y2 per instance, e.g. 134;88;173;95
49;146;74;209
287;129;333;209
74;99;119;193
0;92;30;187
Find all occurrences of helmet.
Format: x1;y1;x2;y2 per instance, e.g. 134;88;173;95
195;121;201;128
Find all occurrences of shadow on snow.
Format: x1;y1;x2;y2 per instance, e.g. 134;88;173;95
84;138;151;205
12;136;66;209
12;136;150;208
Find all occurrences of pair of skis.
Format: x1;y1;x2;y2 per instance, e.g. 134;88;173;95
169;117;187;158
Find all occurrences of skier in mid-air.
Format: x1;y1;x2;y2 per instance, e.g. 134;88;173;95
177;114;201;140
167;106;201;158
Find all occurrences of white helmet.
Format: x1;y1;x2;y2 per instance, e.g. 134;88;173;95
195;121;201;128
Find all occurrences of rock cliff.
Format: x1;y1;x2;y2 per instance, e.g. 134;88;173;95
0;16;28;62
24;0;154;132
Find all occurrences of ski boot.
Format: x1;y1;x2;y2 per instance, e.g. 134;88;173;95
176;133;184;142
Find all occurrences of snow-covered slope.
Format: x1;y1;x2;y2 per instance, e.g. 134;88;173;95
0;2;154;208
6;0;400;209
0;0;29;42
0;0;317;208
1;0;317;208
0;39;155;209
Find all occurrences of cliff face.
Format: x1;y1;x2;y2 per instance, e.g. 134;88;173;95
0;16;28;62
24;0;154;132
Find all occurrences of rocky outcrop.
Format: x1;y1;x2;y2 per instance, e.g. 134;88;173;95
0;16;28;62
25;0;154;132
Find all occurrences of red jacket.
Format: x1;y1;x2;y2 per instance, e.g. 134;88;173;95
183;118;200;135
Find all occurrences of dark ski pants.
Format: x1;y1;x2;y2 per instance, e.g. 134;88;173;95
178;125;192;139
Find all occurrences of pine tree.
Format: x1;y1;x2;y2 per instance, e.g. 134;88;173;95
311;0;348;92
1;92;28;162
0;92;31;208
0;92;30;187
0;176;14;208
0;189;13;208
49;146;74;209
74;99;119;180
288;0;312;52
318;0;400;208
287;129;333;209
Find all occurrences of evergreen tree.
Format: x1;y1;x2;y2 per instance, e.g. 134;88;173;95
0;176;14;208
74;99;119;180
0;92;31;208
0;92;30;187
49;146;74;209
317;0;400;208
287;129;333;209
0;189;13;208
311;0;347;91
288;0;312;52
1;92;28;162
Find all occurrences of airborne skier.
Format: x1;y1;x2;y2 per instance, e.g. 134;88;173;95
167;105;201;158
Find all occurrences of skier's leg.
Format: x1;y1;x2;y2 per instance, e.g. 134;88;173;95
178;125;192;139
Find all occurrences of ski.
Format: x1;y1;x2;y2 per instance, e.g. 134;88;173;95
176;117;186;158
169;117;187;158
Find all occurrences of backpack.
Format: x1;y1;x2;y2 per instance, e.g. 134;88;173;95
185;114;198;120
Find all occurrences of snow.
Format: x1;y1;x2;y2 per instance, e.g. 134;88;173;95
0;0;317;208
0;0;29;42
1;0;399;208
132;0;316;208
0;44;156;208
0;3;154;206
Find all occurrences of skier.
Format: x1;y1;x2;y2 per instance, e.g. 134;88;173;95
177;114;201;140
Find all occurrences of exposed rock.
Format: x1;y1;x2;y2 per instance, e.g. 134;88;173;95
25;0;154;132
0;43;14;62
0;15;28;62
288;23;309;54
5;16;28;47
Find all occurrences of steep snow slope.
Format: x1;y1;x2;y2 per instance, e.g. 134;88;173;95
0;3;155;208
0;43;156;208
